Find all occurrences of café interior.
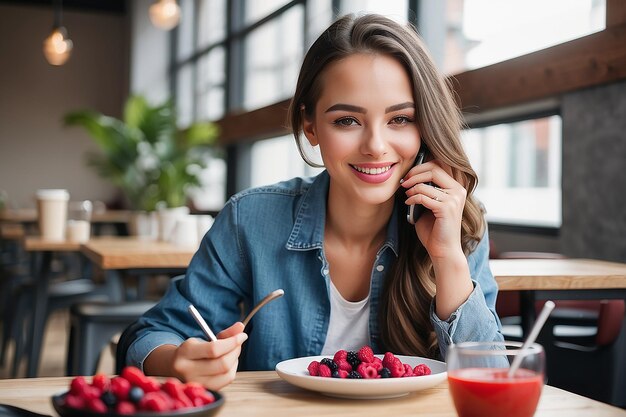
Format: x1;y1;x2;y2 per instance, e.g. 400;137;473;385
1;0;626;415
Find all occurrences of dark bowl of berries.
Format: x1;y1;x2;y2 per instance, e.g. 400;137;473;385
51;367;224;417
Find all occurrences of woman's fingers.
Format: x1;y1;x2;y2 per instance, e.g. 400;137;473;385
401;161;458;190
181;333;247;361
172;332;247;386
193;360;239;391
217;321;245;339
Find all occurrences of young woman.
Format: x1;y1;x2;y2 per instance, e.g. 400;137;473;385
119;13;503;390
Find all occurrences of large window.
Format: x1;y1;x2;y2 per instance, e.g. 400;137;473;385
243;5;304;110
169;0;608;228
462;115;562;227
421;0;606;74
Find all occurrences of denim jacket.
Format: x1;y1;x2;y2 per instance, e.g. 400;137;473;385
123;171;503;371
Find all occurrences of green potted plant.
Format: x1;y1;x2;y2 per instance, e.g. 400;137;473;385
64;95;219;238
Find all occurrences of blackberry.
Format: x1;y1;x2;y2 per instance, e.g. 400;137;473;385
331;370;340;378
320;358;338;373
128;386;144;404
347;370;362;379
346;351;361;370
379;367;392;378
100;391;117;408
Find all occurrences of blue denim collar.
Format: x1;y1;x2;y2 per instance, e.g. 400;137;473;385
286;170;399;257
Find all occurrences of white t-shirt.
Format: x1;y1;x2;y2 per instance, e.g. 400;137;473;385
321;279;371;355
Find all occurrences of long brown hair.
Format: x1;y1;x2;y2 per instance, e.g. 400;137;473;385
288;14;485;358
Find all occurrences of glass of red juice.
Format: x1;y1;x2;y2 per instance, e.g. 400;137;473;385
447;341;545;417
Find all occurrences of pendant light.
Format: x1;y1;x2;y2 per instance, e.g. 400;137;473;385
149;0;181;31
43;0;73;66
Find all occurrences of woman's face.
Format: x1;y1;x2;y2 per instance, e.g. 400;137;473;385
303;53;421;206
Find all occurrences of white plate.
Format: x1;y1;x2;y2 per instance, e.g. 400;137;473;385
275;355;447;399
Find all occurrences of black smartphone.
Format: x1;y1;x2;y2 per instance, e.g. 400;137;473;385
406;145;430;225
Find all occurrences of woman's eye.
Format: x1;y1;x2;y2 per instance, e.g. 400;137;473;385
390;116;412;125
334;117;359;127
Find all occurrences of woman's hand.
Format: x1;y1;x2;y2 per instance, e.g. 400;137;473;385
401;160;467;260
144;322;248;391
172;322;247;390
401;159;474;319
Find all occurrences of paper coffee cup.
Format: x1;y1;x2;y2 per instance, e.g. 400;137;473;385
36;189;69;241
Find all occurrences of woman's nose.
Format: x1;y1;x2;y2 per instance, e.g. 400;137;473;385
361;126;387;157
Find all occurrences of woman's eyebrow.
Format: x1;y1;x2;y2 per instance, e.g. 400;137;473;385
325;103;367;113
385;102;414;113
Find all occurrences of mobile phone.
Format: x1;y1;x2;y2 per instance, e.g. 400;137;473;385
406;145;430;225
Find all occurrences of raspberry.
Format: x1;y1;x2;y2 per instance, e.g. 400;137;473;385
333;349;348;362
413;363;432;376
63;394;85;409
347;370;362;379
83;385;102;400
162;378;193;408
389;357;405;378
307;361;320;376
182;382;215;406
356;362;380;379
357;346;375;363
379;367;391;378
140;391;170;412
320;358;338;373
69;376;89;396
115;401;136;415
183;382;206;401
337;369;349;379
403;363;414;377
382;352;396;369
370;358;383;371
318;364;332;378
110;376;131;401
336;359;353;372
139;376;161;393
346;351;361;369
121;366;149;387
85;397;107;413
92;373;110;392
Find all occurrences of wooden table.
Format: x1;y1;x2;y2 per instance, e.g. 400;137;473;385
0;373;625;416
491;258;626;291
0;223;25;240
490;258;626;335
20;236;194;378
81;237;195;270
81;236;195;299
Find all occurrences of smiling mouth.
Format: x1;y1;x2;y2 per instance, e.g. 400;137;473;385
350;164;394;175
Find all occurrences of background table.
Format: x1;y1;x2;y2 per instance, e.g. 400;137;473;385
0;372;625;416
81;237;195;299
490;258;626;335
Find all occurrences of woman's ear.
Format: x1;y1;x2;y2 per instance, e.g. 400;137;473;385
302;110;318;146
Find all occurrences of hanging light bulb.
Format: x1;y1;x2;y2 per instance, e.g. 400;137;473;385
149;0;181;30
43;26;73;66
43;0;73;66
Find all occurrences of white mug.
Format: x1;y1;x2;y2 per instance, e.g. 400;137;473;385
170;215;199;248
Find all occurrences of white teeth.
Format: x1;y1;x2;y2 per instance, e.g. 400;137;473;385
353;165;391;175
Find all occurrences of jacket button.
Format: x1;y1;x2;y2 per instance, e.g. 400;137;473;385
376;265;384;272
